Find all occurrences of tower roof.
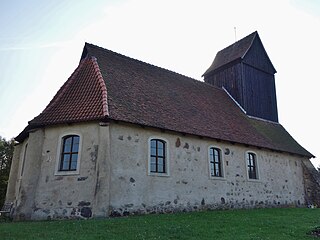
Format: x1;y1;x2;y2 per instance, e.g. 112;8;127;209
203;31;276;76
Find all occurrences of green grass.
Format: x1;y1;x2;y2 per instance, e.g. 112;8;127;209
1;208;320;239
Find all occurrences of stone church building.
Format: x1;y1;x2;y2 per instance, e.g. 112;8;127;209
5;31;319;220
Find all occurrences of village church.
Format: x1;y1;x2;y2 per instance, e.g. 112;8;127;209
4;31;320;220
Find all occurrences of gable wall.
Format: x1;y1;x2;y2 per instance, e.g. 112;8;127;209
9;122;111;220
243;37;275;74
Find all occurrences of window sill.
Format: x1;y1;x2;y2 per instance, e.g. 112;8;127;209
54;170;80;176
148;172;170;177
247;178;261;183
209;176;226;181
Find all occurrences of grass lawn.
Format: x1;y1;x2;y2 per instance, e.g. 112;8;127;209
1;208;320;239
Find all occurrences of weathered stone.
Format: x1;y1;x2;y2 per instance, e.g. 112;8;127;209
129;177;135;183
80;207;92;218
176;138;181;147
90;145;99;162
42;209;50;214
78;201;91;207
77;176;88;181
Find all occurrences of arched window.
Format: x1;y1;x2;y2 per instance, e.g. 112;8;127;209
209;147;223;177
247;152;258;179
59;135;80;171
150;139;166;174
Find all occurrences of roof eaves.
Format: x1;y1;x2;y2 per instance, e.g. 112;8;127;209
108;117;313;159
15;116;108;143
203;58;242;77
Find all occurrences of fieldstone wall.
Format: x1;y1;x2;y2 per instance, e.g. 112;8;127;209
7;121;313;220
108;123;306;217
302;159;320;206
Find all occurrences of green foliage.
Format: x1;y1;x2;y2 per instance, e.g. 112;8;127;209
0;136;14;207
1;208;320;239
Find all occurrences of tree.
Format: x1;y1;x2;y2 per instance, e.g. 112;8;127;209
0;136;14;207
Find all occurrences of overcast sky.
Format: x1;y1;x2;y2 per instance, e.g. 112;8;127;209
0;0;319;166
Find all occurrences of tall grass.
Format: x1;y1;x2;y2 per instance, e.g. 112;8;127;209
1;208;320;239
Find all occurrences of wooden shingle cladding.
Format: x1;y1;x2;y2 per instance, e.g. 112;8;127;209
241;64;278;121
242;34;276;74
203;31;278;122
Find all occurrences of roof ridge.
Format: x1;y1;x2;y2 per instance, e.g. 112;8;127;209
241;31;257;59
85;43;230;97
90;56;109;117
216;31;257;56
85;43;235;101
85;42;202;84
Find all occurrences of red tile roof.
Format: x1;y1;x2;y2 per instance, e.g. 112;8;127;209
29;57;108;126
16;43;313;158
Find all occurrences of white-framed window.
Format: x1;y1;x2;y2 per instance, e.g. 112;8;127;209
208;146;225;179
55;133;82;175
148;137;169;176
246;151;259;180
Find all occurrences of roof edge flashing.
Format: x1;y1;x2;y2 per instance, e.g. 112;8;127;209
222;86;246;114
247;115;280;125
